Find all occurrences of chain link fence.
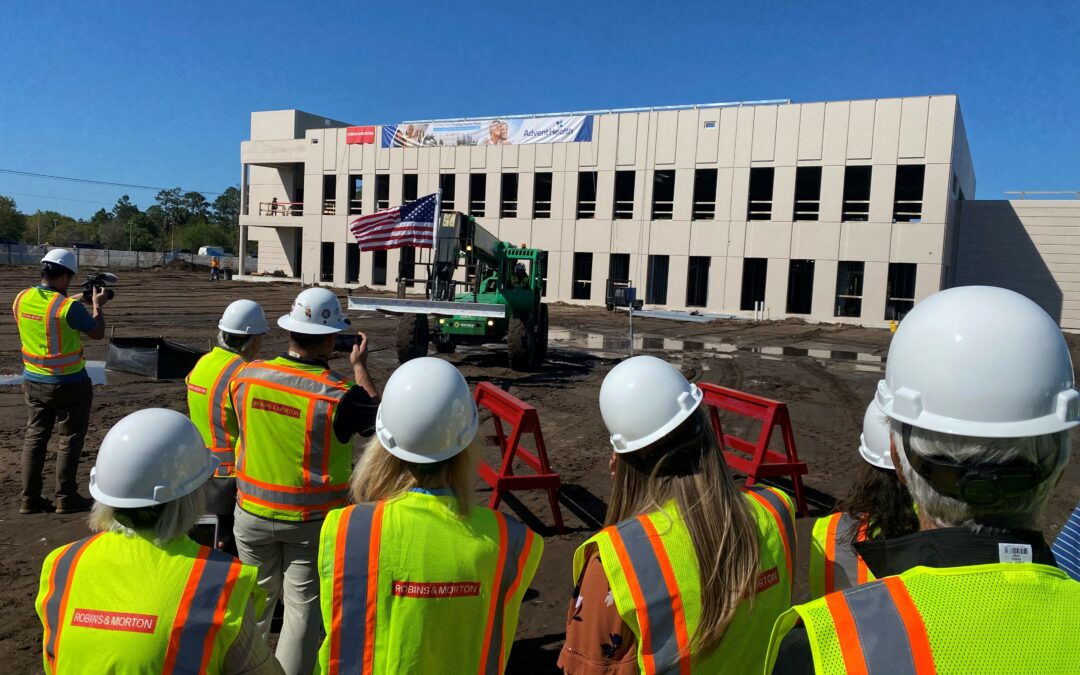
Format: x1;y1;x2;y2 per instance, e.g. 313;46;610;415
0;244;256;272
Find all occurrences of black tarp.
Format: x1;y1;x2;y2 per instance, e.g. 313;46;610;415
105;337;207;379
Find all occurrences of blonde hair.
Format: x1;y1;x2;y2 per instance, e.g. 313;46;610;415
351;437;477;515
606;409;759;656
88;484;207;546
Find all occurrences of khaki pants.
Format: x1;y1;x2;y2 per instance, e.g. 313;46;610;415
234;506;323;675
22;377;93;501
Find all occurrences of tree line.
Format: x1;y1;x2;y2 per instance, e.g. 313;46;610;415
0;187;243;253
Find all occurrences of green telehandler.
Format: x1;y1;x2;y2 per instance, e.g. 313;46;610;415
347;212;549;370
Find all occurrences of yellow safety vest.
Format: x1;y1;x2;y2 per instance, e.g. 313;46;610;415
808;512;873;600
231;356;352;522
12;287;86;377
766;562;1080;674
186;347;245;477
573;485;797;674
35;531;262;675
316;490;544;675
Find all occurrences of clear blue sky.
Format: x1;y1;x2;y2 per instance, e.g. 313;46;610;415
1;0;1077;218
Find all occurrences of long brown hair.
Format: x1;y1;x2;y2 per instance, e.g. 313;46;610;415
834;462;918;543
351;437;477;516
606;409;760;655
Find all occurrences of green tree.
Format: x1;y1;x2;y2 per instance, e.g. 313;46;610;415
112;195;140;224
127;213;159;251
178;221;232;253
210;187;240;228
182;191;209;221
0;195;27;242
90;208;110;226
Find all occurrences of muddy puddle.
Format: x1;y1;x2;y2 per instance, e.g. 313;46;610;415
546;327;884;372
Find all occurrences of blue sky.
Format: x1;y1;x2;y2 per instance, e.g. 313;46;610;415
1;1;1077;217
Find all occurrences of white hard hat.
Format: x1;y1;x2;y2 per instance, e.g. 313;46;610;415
375;357;478;464
875;286;1080;438
89;409;218;508
599;355;704;453
219;299;268;335
277;287;351;334
42;248;77;275
859;401;894;470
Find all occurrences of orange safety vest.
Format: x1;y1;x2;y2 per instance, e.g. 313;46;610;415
231;357;352;522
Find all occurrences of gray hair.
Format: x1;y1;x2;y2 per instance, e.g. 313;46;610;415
88;485;206;546
217;330;257;353
892;422;1070;533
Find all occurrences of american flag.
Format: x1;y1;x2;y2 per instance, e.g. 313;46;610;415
349;193;438;251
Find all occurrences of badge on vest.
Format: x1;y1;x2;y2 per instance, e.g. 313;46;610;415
998;543;1033;564
70;608;158;634
187;383;208;395
392;581;481;598
755;566;780;594
251;398;301;419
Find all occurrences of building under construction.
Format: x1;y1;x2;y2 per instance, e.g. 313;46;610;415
237;96;1080;330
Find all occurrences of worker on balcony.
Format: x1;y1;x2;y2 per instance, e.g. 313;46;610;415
807;401;918;599
559;355;796;674
13;248;108;515
767;287;1080;674
186;299;267;553
35;409;281;674
315;357;543;674
231;287;379;675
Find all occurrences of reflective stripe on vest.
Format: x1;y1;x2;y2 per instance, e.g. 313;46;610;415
161;546;244;675
824;513;870;594
232;362;349;517
42;535;101;669
43;536;242;675
743;486;796;585
327;502;384;675
16;289;85;374
605;515;691;675
478;513;535;675
827;577;937;675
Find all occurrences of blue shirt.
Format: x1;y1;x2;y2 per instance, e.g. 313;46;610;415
22;285;96;384
1052;501;1080;581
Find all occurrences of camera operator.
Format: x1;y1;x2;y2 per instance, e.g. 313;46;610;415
12;249;108;515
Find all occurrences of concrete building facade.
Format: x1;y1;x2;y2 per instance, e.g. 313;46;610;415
238;96;976;327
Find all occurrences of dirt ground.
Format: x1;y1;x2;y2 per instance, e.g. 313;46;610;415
0;266;1077;673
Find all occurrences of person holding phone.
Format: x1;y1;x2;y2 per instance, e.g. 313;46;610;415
230;287;379;675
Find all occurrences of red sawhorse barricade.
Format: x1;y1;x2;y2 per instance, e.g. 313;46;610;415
474;382;565;533
699;382;809;516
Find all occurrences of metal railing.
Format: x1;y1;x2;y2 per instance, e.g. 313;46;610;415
500;201;518;218
258;201;303;216
842;199;870;222
794;199;820;221
348;198;363;215
469;200;486;217
747;200;772;220
892;200;923;223
323;199;336;216
614;199;633;219
376;199;390;211
534;200;551;218
652;200;674;220
577;200;596;219
692;201;716;220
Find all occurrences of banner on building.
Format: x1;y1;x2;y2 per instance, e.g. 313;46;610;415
346;126;377;144
381;115;593;148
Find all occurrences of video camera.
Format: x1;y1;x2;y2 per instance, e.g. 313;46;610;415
81;272;119;303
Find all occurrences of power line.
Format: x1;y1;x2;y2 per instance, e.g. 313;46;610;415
0;190;117;206
0;168;223;195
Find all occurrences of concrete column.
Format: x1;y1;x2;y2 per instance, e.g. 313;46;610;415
238;225;248;275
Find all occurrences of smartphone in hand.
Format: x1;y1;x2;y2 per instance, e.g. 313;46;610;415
334;333;359;353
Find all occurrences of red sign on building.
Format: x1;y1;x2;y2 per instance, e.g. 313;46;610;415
346;126;376;144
